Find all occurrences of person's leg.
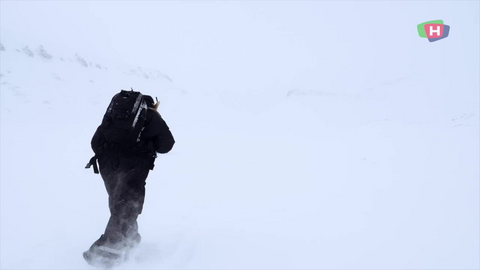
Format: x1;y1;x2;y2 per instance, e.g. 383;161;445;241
103;180;137;247
123;188;145;248
87;156;150;257
117;163;148;247
86;156;120;253
103;157;149;248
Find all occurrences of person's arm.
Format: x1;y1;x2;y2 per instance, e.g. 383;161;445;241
91;126;106;155
152;115;175;154
143;110;175;154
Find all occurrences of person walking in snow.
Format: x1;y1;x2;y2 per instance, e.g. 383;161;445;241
84;90;175;266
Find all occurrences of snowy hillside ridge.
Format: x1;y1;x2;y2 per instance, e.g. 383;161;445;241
287;89;337;97
0;41;172;82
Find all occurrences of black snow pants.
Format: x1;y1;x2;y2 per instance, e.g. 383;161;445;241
98;154;151;246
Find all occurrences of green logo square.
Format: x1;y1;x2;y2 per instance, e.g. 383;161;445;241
417;20;444;37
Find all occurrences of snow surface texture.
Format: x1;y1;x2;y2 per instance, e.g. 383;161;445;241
1;1;479;270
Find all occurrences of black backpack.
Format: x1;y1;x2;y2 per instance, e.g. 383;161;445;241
101;90;148;146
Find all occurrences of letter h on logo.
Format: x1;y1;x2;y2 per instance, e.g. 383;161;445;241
425;24;444;38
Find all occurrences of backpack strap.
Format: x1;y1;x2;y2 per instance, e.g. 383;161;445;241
85;155;99;174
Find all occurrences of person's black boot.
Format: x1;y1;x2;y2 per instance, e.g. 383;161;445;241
83;234;127;267
128;233;141;249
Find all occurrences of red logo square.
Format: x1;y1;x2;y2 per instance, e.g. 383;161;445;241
424;24;444;38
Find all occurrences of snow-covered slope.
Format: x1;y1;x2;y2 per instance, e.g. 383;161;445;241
1;2;479;270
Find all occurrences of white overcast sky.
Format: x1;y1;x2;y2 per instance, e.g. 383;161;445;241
1;1;478;95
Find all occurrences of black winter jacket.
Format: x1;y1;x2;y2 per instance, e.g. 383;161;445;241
91;108;175;158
